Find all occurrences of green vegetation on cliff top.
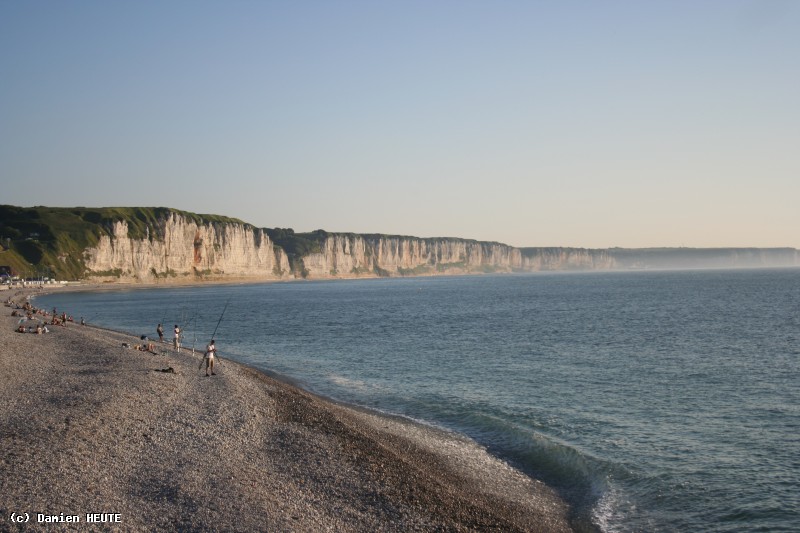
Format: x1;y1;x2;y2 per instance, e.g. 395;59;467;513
264;228;326;275
0;205;247;280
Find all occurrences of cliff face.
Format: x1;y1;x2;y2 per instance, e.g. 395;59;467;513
82;217;800;283
519;248;617;271
6;205;798;283
300;235;523;278
606;247;800;270
86;223;527;282
84;213;290;282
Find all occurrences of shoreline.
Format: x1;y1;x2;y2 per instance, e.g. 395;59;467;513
2;288;574;532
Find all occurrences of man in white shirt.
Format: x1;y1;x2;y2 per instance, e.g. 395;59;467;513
201;339;217;376
173;325;181;351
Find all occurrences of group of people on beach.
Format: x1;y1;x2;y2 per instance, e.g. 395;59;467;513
153;321;218;376
7;292;220;377
7;297;86;334
154;323;182;351
16;322;49;334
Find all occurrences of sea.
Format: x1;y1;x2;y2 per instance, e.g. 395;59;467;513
34;269;800;532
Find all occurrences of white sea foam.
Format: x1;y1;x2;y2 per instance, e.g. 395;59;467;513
591;482;623;533
327;374;369;390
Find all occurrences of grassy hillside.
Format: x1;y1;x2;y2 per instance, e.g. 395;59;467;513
0;206;247;280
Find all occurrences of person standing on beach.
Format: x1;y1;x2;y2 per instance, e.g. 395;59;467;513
173;324;181;351
157;323;164;342
200;339;217;376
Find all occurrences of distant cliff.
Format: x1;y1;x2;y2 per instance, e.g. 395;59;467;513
517;247;800;271
287;233;522;279
1;205;798;282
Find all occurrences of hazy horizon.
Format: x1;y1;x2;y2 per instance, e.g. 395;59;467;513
2;2;798;249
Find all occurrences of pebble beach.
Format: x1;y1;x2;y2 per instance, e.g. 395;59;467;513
1;287;573;532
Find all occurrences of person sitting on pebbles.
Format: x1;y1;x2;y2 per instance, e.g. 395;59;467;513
139;335;156;353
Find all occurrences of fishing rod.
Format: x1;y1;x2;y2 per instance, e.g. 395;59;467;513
192;314;198;356
173;306;202;356
207;297;231;370
160;308;167;336
82;313;98;326
211;298;231;341
182;310;196;332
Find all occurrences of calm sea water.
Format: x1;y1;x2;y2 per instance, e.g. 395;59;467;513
35;269;800;532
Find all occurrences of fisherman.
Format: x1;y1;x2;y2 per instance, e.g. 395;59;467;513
201;297;230;376
173;324;181;351
201;339;217;376
157;323;164;342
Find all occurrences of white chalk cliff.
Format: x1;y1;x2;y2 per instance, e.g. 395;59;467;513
84;213;290;282
300;235;525;278
81;212;800;283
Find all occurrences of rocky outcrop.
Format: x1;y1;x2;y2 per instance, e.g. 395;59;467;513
83;213;290;282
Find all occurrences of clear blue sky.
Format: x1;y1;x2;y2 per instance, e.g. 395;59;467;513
1;1;798;248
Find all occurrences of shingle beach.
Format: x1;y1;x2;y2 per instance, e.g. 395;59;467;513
1;287;573;532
